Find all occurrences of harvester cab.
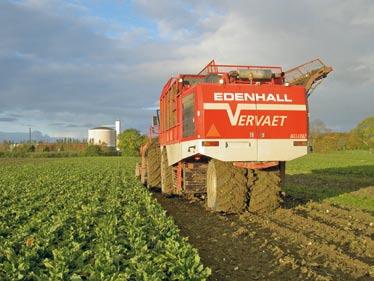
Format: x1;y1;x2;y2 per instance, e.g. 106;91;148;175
136;58;332;214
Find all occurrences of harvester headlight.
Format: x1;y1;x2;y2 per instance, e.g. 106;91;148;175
179;78;183;83
202;141;219;147
219;78;224;84
293;141;308;146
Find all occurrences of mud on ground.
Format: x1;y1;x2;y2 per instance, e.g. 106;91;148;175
152;192;374;281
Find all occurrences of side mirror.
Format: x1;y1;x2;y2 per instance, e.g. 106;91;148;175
152;115;159;126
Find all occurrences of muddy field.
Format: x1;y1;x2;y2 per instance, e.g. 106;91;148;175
152;191;374;281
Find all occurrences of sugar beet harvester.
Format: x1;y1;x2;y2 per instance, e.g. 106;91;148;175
136;59;332;213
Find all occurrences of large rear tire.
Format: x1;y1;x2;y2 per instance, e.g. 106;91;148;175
161;148;174;195
135;162;141;178
206;159;247;213
140;163;147;185
248;165;283;213
146;141;161;189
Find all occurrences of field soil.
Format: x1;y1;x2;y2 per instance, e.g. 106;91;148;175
152;191;374;281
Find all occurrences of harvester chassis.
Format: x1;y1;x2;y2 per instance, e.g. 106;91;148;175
136;58;331;214
136;139;284;214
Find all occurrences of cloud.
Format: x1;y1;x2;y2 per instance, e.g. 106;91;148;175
134;0;374;130
0;117;18;122
0;0;373;137
48;122;95;128
0;0;162;135
64;123;96;128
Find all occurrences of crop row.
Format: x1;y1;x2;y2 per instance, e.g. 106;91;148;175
0;158;210;280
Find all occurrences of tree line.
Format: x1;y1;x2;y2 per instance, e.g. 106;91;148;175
1;117;372;157
310;116;374;152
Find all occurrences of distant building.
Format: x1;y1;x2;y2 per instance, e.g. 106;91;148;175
87;120;122;148
88;127;116;147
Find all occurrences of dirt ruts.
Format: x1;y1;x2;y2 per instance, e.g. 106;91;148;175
152;191;374;281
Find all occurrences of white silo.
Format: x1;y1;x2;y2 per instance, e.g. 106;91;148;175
88;127;116;147
115;120;121;136
115;120;121;150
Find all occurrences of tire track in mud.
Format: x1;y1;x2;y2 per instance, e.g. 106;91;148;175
266;209;374;262
153;192;307;281
152;191;374;281
294;203;374;238
241;214;372;280
241;202;374;281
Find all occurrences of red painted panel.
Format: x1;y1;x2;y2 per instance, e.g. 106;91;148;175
160;83;308;145
199;84;308;140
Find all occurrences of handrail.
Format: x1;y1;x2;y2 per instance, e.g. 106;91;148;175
285;58;333;97
197;60;282;75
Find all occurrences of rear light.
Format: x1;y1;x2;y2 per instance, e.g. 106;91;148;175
293;141;308;146
202;141;219;147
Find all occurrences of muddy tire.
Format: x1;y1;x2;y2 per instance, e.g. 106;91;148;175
146;141;161;189
206;159;247;213
140;161;147;185
161;148;174;195
248;165;283;214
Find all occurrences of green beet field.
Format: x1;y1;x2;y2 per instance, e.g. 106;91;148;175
0;157;210;280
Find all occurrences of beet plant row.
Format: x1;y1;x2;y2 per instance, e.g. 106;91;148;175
0;158;211;280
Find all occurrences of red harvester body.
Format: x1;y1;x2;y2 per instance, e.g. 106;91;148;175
137;58;332;213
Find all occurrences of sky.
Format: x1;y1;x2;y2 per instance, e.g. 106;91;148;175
0;0;373;138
